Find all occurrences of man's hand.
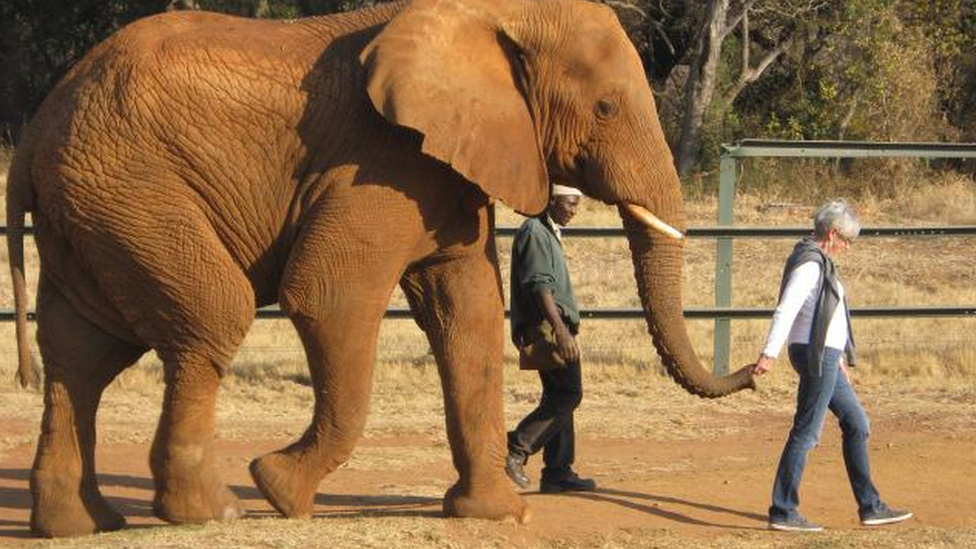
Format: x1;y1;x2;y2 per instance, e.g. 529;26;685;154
554;325;580;364
752;354;775;376
535;290;580;364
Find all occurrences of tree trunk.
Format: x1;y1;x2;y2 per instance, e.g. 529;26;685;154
166;0;199;11
676;0;728;177
253;0;271;18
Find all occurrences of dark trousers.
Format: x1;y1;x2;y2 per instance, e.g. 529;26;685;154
507;358;582;480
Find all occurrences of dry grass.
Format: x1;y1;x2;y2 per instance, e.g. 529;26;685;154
17;518;975;549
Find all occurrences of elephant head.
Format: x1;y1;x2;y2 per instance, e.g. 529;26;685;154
362;0;754;397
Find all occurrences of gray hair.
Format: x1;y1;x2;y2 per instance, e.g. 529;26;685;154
813;199;860;241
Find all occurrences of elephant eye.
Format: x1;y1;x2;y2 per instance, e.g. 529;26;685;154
595;98;619;120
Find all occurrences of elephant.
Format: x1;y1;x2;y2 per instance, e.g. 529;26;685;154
6;0;756;538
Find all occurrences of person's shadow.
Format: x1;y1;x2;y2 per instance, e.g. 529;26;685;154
528;487;768;530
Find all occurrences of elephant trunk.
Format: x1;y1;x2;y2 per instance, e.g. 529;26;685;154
619;205;755;398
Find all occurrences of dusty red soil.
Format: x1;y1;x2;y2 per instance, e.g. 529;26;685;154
1;410;973;545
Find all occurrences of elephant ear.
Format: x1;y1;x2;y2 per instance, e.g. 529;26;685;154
360;0;549;215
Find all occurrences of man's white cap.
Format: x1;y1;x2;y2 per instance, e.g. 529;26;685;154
551;184;583;197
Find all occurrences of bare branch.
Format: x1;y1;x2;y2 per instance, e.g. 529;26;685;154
722;0;757;40
724;39;791;103
838;92;860;140
166;0;199;10
753;0;829;19
600;0;675;55
741;8;749;73
656;0;670;18
649;20;677;55
599;0;649;20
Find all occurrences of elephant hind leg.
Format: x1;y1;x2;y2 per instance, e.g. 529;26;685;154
150;352;244;524
64;198;257;525
31;278;146;538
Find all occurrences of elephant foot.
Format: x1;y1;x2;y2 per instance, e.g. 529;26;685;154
250;452;317;519
153;481;243;524
31;475;126;537
443;480;531;524
151;452;243;524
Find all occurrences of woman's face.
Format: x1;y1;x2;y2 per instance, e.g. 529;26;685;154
822;227;853;257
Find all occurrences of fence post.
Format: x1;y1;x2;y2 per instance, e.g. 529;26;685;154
713;151;737;374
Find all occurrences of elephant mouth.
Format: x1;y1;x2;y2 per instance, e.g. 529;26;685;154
623;204;684;240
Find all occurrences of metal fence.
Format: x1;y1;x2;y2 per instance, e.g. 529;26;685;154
2;140;975;374
711;139;976;373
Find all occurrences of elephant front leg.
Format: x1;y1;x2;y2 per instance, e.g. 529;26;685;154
249;307;385;518
402;248;529;523
249;197;403;518
150;355;243;524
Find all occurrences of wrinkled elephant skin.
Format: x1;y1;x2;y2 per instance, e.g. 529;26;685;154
6;0;754;538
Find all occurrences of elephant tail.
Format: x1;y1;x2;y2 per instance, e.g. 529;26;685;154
6;142;38;389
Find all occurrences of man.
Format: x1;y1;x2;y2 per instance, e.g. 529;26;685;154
504;184;596;493
753;199;911;532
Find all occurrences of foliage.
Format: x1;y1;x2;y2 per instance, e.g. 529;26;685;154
716;0;949;143
0;0;168;134
0;0;380;139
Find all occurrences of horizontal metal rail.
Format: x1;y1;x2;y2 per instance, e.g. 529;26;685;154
3;306;972;323
2;224;973;324
10;226;975;238
724;139;976;159
501;226;976;238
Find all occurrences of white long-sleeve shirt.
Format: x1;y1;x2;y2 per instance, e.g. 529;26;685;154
761;261;849;358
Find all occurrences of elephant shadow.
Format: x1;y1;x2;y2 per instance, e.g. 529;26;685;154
0;468;772;529
241;487;443;519
95;474;444;519
0;467;442;529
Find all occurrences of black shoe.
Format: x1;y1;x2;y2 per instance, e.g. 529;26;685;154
860;503;913;526
505;453;530;489
539;471;596;493
768;514;824;532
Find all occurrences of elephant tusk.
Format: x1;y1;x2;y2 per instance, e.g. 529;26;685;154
623;204;684;240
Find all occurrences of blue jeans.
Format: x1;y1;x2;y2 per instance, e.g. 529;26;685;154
769;345;882;520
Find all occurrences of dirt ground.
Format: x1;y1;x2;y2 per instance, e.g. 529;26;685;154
1;374;974;549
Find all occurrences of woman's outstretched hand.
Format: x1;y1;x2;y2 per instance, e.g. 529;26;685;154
752;354;775;376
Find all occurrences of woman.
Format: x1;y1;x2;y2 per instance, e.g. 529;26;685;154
753;199;912;532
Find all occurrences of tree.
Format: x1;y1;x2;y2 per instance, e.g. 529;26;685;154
674;0;830;175
167;0;200;10
0;0;170;139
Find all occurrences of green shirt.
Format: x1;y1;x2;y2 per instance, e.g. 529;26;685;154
510;216;580;345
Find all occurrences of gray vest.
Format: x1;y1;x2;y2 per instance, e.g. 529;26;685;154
778;237;857;375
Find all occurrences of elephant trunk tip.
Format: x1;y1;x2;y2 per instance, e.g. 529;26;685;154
667;362;757;399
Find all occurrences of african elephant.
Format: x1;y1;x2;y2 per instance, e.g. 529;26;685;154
6;0;755;538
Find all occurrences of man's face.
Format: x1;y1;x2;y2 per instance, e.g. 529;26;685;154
548;195;580;226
